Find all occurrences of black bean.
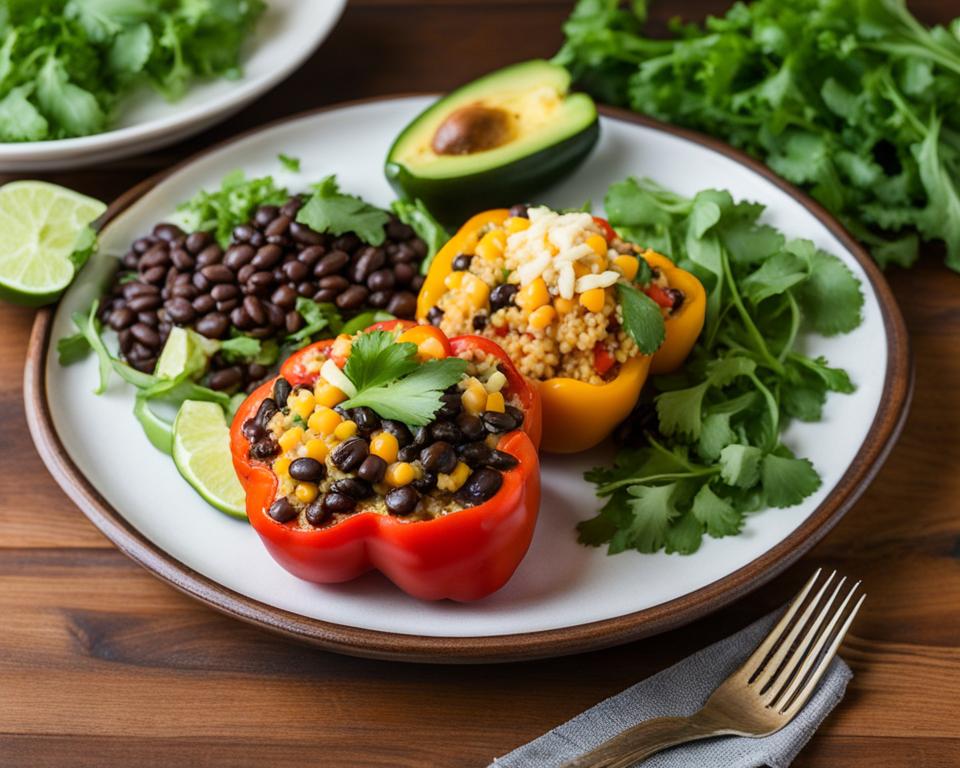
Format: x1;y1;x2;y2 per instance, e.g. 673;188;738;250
420;441;457;475
243;295;266;325
250;439;279;460
347;407;380;436
437;392;462;419
170;282;198;300
196;245;224;268
267;285;295;310
282;260;309;282
142;265;167;285
248;363;267;381
314;250;350;278
457;442;492;468
130;323;160;348
411;274;425;292
230;307;253;330
216;298;239;313
268;497;297;523
351;246;386;283
193;294;215;314
233;224;257;242
431;421;462;443
249;244;281;270
121;251;138;269
185;231;212;254
241;418;265;442
386;291;417;318
490;283;519;311
426;307;444;327
132;357;157;373
108;307;136;330
247;271;275;293
273;378;292;405
290;457;326;483
153;223;184;242
368;291;391;308
331;478;373;500
127;341;151;361
293;282;316;298
297;245;325;267
211;283;239;302
412;426;431;446
390;243;417;264
195;312;229;339
202;264;235;284
332;233;361;252
221;244;253;271
508;204;529;219
170;249;195;271
366;269;394;293
209;366;243;391
462;467;503;503
385;487;419;516
318;275;349;292
305;501;329;527
255;205;279;228
336;285;369;310
456;413;485;441
265;215;291;238
164;297;196;324
123;281;157;300
236;264;257;284
386;219;415;240
285;311;304;333
133;237;155;254
263;301;285;329
482;410;518;434
137;310;159;327
331;437;368;472
140;245;170;269
487;449;520;470
322;492;355;515
505;404;525;426
393;262;416;286
452;253;472;271
290;221;324;245
118;328;134;353
256;397;279;427
356;455;387;484
411;471;437;493
397;445;420;463
380;419;413;448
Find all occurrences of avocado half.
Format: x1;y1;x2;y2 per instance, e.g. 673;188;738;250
385;60;600;226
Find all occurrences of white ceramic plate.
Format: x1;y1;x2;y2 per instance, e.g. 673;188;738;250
0;1;345;172
27;97;910;662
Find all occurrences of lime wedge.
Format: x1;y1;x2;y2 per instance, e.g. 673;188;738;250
172;400;247;520
155;326;218;380
0;181;107;306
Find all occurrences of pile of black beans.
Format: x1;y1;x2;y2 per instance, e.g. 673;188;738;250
244;377;525;528
97;195;428;391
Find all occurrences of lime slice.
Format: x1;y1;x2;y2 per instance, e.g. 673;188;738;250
0;181;106;306
155;326;218;380
172;400;247;520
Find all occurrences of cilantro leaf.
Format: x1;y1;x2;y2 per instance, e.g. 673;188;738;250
762;454;822;507
692;484;744;538
617;282;666;355
278;153;300;172
741;251;808;304
719;445;763;488
57;330;91;365
285;298;342;346
788;241;865;335
664;509;704;555
296;175;389;246
612;483;679;554
390;199;449;274
656;381;709;439
343;331;420;392
219;336;261;362
0;86;49;141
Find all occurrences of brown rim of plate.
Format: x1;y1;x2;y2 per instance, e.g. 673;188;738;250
24;96;913;664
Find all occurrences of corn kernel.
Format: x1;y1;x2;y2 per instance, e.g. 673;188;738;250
573;262;590;278
485;391;506;413
334;420;358;440
614;254;640;281
331;334;353;360
505;216;530;234
278;426;304;453
580;287;606;313
554;297;576;314
385;461;416;487
475;229;507;261
462;274;490;309
304;438;328;462
529;304;557;330
308;406;341;435
370;431;399;464
273;456;292;478
314;382;347;408
484;371;507;393
295;482;319;504
444;270;466;290
438;462;472;493
461;378;488;414
586;233;608;257
398;327;448;361
290;390;315;421
517;277;549;312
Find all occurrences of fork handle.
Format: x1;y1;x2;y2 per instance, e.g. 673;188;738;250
559;714;724;768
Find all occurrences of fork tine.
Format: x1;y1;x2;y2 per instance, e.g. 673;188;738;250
752;570;836;689
741;568;823;681
765;578;854;708
780;591;866;718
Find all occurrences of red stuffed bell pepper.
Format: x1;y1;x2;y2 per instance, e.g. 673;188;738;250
231;321;541;601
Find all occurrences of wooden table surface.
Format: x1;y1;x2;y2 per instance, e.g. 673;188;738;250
2;1;959;766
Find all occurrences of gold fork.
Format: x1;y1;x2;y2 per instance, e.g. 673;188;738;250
561;570;865;768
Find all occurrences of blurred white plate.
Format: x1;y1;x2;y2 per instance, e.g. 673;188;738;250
0;0;345;171
27;97;910;662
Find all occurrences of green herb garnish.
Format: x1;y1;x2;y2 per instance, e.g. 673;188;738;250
340;330;468;425
285;297;343;347
278;153;301;172
390;198;449;274
296;175;390;246
555;0;960;270
580;178;861;556
616;282;665;355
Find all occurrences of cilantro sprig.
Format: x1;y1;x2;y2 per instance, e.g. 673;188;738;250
339;330;468;426
296;176;391;246
555;0;960;270
580;178;862;556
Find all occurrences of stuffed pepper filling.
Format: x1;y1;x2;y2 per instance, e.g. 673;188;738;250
241;328;528;528
426;204;684;384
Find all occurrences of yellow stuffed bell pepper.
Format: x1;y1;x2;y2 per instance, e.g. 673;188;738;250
416;207;705;453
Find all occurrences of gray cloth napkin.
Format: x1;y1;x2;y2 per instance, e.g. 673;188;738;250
491;611;852;768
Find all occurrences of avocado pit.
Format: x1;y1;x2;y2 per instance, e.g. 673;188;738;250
431;104;514;156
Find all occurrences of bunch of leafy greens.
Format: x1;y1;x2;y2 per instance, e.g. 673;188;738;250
340;330;468;426
555;0;960;270
579;178;863;555
0;0;265;141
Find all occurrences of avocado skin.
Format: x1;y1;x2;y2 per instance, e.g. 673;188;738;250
385;119;600;228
